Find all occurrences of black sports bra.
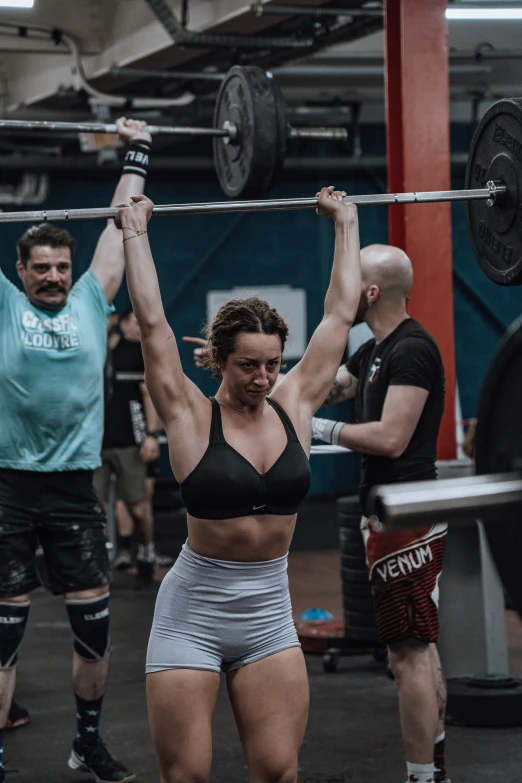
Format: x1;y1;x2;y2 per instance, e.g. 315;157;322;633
180;397;311;520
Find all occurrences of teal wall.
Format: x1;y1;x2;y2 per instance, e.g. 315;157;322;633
1;124;520;494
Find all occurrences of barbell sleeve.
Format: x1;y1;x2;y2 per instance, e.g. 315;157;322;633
0;183;505;224
368;472;522;528
288;127;349;141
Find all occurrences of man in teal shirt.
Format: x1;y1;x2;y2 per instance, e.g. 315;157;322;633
0;117;153;783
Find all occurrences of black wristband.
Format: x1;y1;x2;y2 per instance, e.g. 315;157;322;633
146;430;162;439
123;139;151;177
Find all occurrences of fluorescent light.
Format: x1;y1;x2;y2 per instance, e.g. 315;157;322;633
0;0;34;7
446;7;522;19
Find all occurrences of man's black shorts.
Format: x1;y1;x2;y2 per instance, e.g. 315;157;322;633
0;469;110;598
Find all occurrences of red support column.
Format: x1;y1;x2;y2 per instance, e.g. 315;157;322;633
385;0;457;460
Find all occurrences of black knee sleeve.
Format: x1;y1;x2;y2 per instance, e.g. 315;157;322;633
0;600;30;669
65;594;111;662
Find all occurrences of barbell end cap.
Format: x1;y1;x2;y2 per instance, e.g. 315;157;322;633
222;120;239;144
487;179;507;207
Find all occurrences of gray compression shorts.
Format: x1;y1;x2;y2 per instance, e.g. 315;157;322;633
146;542;300;674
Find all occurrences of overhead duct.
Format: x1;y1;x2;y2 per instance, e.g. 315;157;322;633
142;0;314;49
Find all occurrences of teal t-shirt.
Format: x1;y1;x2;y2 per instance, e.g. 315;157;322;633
0;268;111;471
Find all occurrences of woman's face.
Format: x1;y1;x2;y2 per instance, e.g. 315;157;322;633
222;332;283;404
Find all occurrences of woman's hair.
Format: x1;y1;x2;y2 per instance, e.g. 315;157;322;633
203;296;289;377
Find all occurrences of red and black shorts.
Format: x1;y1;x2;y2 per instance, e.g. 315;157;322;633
362;516;447;645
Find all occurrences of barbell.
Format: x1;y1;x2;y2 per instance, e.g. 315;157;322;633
368;316;522;617
1;90;522;285
0;66;348;200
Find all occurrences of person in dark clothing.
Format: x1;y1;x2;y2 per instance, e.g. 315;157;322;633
312;244;450;783
95;308;162;586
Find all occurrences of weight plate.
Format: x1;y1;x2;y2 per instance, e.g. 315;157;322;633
338;525;365;554
342;582;373;600
341;553;368;570
446;676;522;727
344;609;378;630
342;622;380;644
337;495;363;516
213;66;279;199
343;595;375;614
268;74;287;187
465;98;522;285
475;317;522;616
341;565;370;584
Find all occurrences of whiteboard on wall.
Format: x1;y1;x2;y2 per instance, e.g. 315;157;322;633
206;286;307;360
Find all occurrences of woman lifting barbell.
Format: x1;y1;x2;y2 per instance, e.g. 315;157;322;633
114;186;360;783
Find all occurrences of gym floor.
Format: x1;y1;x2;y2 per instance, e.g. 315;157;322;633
7;505;522;783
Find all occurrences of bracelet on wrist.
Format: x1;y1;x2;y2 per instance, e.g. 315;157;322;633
123;139;151;178
146;430;162;439
122;230;147;243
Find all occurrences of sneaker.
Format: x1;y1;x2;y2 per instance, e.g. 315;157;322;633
5;700;29;730
154;552;174;568
68;737;136;783
112;550;133;571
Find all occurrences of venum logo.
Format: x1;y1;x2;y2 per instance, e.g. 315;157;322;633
21;310;81;352
376;545;433;582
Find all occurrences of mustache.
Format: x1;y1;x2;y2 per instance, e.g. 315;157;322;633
36;285;66;294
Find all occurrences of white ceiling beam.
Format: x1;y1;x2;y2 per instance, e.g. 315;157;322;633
4;0;283;109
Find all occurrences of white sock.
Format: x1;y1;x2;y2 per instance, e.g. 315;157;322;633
138;543;155;562
435;730;445;744
407;761;435;783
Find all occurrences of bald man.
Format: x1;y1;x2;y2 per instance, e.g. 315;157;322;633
313;244;449;783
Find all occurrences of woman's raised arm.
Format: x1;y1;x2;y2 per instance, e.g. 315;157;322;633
278;187;361;415
115;195;202;427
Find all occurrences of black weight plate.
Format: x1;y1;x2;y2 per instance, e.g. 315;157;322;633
213;66;279;199
342;581;373;599
337;495;363;516
343;595;375;614
342;622;380;644
446;676;522;727
341;566;370;584
341;553;368;570
268;74;287;187
475;317;522;616
344;609;378;630
465;98;522;285
338;525;365;553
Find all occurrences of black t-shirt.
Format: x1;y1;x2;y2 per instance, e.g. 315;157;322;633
103;336;146;449
346;318;445;511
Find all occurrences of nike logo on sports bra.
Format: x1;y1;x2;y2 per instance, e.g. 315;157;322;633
253;504;266;511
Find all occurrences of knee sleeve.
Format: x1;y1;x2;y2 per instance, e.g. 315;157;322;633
0;600;30;669
65;594;111;662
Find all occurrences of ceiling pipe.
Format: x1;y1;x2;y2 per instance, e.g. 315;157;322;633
251;3;384;18
110;66;225;82
142;0;314;49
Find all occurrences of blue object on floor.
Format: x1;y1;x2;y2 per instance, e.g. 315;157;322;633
299;608;334;621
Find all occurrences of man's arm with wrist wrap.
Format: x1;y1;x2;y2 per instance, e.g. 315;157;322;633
89;120;151;303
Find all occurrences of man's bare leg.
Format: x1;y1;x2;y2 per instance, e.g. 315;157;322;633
388;638;438;782
430;644;449;782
